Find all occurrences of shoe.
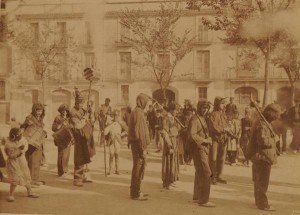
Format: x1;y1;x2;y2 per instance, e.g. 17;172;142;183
258;205;276;211
230;163;237;166
31;184;39;188
107;171;111;175
139;192;149;197
73;181;84;187
83;178;93;183
41;163;48;167
84;168;90;173
28;192;39;198
131;196;148;201
164;186;173;190
199;202;216;207
193;199;198;203
216;178;227;184
7;196;15;202
115;171;120;175
32;181;43;186
170;183;177;187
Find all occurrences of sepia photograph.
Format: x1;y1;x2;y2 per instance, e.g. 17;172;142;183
0;0;300;214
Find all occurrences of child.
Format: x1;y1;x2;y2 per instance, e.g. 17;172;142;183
104;109;128;175
227;110;241;166
4;128;39;202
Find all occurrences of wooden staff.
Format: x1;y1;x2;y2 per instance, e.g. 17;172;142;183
148;97;186;129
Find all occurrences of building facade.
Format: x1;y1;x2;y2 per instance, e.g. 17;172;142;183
3;0;292;129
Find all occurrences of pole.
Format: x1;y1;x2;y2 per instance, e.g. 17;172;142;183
104;132;107;176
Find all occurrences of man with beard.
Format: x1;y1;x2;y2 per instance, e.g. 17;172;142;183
22;102;47;186
128;93;151;201
207;96;230;185
189;99;215;207
69;88;93;187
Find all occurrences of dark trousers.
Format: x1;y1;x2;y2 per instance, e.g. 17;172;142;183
252;160;271;209
281;130;287;153
26;145;42;183
130;144;146;198
209;140;227;179
192;144;211;204
227;151;237;164
57;144;71;176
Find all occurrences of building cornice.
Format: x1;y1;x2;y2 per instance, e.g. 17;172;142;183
16;13;84;21
105;9;215;18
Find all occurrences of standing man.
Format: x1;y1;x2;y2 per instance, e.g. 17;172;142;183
128;93;151;201
225;97;238;118
285;98;300;153
69;89;93;187
246;103;280;211
208;96;229;184
189;99;215;207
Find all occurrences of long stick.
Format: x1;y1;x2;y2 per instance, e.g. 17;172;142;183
103;131;107;176
149;97;186;129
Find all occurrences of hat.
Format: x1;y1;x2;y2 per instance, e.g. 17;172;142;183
105;98;111;102
73;87;85;104
214;96;227;105
32;102;44;113
197;99;210;111
9;128;23;141
58;104;69;113
264;103;282;113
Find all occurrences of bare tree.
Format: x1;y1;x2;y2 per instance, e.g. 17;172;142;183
273;32;300;105
9;21;78;104
120;3;194;101
187;0;296;107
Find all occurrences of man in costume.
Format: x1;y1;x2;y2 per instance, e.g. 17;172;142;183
69;88;93;187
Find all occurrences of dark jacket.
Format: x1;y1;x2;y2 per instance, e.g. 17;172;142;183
188;114;209;149
207;111;228;143
128;94;150;153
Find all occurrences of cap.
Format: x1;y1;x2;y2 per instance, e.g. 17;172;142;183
264;103;282;113
214;96;227;105
73;87;85;104
58;104;69;113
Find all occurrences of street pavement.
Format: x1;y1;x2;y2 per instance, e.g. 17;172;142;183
1;138;300;215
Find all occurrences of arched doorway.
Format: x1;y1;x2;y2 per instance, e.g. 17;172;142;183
152;88;175;104
52;89;71;118
234;87;258;105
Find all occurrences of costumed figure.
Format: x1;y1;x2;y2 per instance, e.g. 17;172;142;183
4;128;39;202
69;88;93;187
52;104;74;177
21;102;47;186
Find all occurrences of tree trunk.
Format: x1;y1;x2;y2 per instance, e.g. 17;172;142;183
263;51;270;108
41;74;45;105
291;82;295;107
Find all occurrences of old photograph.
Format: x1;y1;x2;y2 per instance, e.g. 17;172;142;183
0;0;300;214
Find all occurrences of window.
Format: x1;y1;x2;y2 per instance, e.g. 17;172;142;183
30;23;39;41
198;22;209;42
120;24;130;42
1;1;5;9
0;81;5;100
120;52;131;79
121;85;129;104
235;87;258;104
85;21;92;45
85;52;95;69
198;87;207;100
157;53;170;81
196;51;210;78
57;22;66;44
0;15;6;42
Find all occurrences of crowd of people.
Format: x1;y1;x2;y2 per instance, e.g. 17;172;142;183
0;90;299;212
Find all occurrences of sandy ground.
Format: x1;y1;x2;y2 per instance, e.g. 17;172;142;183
0;138;300;215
